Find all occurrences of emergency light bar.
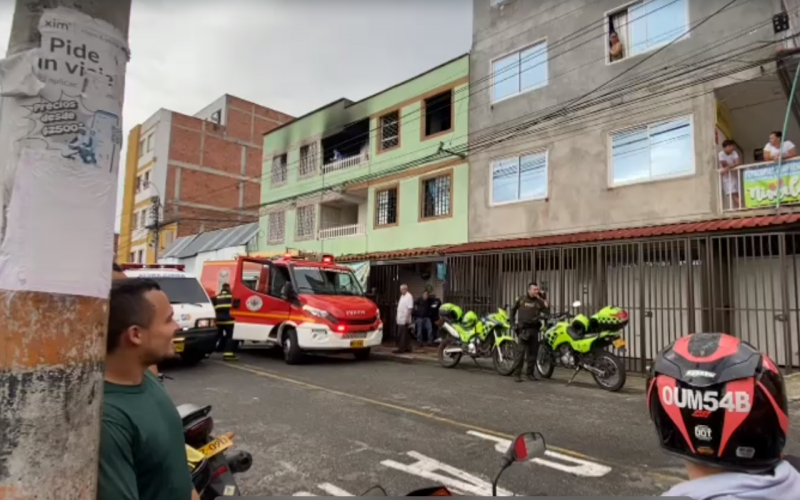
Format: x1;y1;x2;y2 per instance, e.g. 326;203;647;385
121;263;185;271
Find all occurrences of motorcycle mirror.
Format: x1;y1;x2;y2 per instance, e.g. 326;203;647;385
571;300;582;308
504;432;547;463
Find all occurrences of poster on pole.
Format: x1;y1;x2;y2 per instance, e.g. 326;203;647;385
742;159;800;208
0;7;129;298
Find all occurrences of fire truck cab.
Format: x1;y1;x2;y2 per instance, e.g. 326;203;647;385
226;253;382;364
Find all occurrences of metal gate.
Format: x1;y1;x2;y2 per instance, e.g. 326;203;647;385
367;264;400;342
445;231;800;373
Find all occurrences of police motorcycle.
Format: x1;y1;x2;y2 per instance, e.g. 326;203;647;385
535;301;630;392
436;303;518;375
359;431;546;496
159;374;253;498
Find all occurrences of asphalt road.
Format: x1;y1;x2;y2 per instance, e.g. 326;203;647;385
163;350;800;497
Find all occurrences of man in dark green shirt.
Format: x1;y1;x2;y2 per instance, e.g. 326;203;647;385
98;278;199;500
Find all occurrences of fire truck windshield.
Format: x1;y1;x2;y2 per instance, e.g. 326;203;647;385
292;266;363;296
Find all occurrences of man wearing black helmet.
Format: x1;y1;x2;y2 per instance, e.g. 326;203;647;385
648;332;800;499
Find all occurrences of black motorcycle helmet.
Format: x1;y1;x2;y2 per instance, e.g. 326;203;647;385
647;333;788;473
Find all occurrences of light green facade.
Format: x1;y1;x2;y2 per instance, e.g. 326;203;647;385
257;54;470;258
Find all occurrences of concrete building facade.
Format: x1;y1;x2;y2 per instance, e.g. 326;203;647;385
118;94;293;264
468;0;800;243
256;55;470;258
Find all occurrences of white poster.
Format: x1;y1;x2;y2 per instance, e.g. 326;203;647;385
0;7;129;297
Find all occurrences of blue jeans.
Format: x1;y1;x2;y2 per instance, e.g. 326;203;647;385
415;317;433;343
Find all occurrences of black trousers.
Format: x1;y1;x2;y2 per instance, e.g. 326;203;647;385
218;324;238;353
512;326;540;377
396;324;412;352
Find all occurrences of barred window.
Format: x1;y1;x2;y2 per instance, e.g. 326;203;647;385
375;187;398;227
268;211;285;244
299;143;318;177
296;205;316;239
271;154;287;184
379;111;400;151
421;174;451;220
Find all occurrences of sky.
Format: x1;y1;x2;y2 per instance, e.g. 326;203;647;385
0;0;473;232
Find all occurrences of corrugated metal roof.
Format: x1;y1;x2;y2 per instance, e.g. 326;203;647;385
336;245;449;263
335;214;800;262
160;223;259;259
443;214;800;254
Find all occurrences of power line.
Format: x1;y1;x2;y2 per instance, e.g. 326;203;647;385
246;29;781;211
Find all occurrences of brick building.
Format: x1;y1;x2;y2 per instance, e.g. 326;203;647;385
118;94;293;264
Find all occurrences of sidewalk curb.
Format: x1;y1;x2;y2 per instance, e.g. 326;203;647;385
371;351;440;366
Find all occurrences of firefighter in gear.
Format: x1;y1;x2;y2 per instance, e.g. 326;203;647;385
214;283;238;361
509;282;549;382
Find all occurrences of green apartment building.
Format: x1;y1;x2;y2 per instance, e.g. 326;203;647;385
257;54;469;268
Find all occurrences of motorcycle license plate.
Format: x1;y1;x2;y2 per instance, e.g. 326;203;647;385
350;340;364;348
613;339;627;349
200;432;234;459
174;340;185;353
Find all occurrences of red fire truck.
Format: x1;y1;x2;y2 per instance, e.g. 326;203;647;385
201;254;382;364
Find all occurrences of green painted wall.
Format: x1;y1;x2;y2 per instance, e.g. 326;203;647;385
260;162;469;257
257;54;470;257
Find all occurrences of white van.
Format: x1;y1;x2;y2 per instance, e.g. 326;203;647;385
122;264;218;365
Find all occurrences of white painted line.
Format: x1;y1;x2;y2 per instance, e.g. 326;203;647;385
381;450;514;496
466;430;612;478
292;492;317;496
318;483;355;496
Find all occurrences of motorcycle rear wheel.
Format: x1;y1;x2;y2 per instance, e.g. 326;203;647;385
437;336;462;368
535;345;555;379
590;351;626;392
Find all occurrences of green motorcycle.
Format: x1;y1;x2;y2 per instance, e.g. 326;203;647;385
437;303;518;376
536;301;629;392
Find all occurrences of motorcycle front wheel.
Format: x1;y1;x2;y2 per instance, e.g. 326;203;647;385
437;336;463;368
492;340;517;376
590;351;626;392
535;345;555;379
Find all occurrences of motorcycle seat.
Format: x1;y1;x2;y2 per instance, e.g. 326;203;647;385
567;327;598;341
177;403;212;424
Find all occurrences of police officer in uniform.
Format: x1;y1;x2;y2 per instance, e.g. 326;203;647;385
214;283;238;361
509;282;549;382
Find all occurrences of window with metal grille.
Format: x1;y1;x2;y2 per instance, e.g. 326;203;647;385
379;111;400;151
271;154;287;184
296;205;316;239
375;187;398;227
268;211;285;244
421;174;451;219
299;143;318;177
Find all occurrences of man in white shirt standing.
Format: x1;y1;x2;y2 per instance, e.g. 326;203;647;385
718;139;742;209
394;284;414;354
764;130;797;162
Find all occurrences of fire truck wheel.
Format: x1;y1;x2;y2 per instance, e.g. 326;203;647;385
282;329;304;365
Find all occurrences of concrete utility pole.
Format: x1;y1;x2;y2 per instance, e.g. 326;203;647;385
0;1;131;499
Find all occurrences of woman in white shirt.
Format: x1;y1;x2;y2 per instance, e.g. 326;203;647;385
764;130;797;161
718;139;741;209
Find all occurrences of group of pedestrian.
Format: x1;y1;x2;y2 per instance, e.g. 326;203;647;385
719;130;798;209
393;284;442;354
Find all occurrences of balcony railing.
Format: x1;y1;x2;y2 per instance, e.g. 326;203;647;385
322;152;368;174
720;158;800;212
318;223;366;241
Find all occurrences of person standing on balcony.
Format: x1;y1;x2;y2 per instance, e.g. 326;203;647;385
413;290;435;346
764;131;797;162
718;139;742;209
394;284;414;354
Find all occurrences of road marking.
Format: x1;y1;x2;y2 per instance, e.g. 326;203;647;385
318;483;354;496
381;451;513;496
467;430;612;478
215;361;684;484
